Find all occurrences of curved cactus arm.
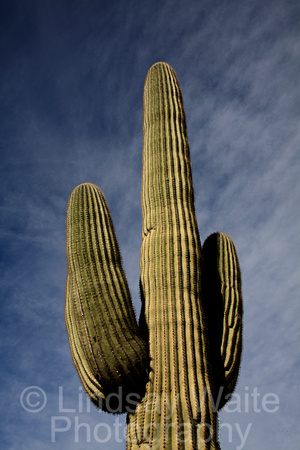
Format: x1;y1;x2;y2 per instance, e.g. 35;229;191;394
202;232;243;410
127;62;219;448
65;182;148;413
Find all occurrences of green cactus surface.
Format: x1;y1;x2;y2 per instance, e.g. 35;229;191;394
65;62;243;448
65;183;149;412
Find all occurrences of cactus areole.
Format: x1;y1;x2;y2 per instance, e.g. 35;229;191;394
65;62;243;449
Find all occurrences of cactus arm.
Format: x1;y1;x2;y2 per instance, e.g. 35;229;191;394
202;232;243;410
126;62;219;448
65;182;148;412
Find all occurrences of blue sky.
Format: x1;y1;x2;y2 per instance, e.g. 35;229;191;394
1;0;299;448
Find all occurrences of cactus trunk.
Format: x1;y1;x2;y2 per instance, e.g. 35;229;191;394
65;62;243;449
126;63;218;448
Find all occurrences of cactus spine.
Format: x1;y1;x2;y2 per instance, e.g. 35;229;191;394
65;62;243;448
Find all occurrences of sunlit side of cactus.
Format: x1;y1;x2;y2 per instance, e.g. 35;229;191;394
65;62;243;449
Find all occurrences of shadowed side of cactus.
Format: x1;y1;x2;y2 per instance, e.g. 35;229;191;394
202;232;243;410
65;62;243;448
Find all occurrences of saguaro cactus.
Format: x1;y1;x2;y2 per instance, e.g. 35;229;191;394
65;62;243;449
